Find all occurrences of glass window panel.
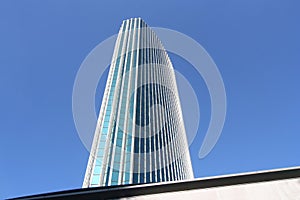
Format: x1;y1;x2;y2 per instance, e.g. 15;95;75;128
95;158;102;165
112;170;119;181
116;139;122;146
114;153;121;160
157;169;161;182
101;134;107;141
152;171;156;182
99;141;105;148
104;116;110;121
103;121;109;127
146;172;151;182
91;175;100;185
133;173;139;183
94;166;101;174
125;172;130;182
97;150;103;157
140;172;144;183
102;127;108;133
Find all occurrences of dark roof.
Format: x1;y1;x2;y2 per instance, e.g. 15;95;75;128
10;167;300;200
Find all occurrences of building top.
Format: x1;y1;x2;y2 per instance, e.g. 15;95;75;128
11;166;300;199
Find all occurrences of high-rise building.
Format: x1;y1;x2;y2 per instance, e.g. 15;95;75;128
83;18;193;187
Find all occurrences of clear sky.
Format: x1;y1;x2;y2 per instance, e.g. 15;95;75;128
1;0;300;199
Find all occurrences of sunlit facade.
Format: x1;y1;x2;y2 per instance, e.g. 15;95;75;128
83;18;193;187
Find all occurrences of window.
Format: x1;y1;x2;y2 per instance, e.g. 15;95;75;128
91;175;100;185
112;170;119;182
94;166;101;175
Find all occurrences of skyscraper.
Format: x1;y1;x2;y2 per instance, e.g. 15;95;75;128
83;18;193;187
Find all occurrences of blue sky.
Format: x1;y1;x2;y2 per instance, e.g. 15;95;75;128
1;0;300;199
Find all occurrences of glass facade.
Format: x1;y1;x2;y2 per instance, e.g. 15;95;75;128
83;18;193;187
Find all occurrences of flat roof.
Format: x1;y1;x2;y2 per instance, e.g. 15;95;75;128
11;166;300;200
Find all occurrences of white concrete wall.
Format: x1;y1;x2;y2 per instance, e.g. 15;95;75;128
125;178;300;200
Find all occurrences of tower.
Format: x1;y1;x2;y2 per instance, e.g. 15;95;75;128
83;18;193;187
